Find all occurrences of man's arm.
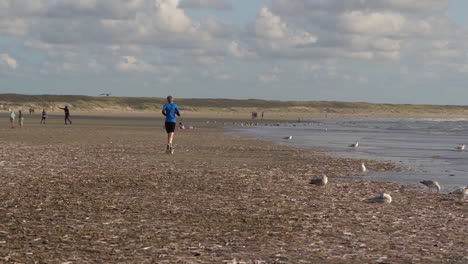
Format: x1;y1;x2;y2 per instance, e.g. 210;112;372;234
162;106;167;116
175;106;181;117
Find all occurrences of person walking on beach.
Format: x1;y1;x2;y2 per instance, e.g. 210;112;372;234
9;110;16;128
59;105;72;125
18;110;24;128
162;96;180;154
40;109;47;124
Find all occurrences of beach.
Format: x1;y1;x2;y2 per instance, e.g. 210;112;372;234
0;114;466;263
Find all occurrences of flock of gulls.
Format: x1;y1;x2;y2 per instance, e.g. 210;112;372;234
307;172;467;204
279;136;468;203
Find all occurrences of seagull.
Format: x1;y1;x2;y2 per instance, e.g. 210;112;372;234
455;144;465;151
309;175;328;186
99;93;111;96
349;141;359;148
361;163;367;172
450;187;467;197
420;180;441;193
283;136;293;140
369;193;392;204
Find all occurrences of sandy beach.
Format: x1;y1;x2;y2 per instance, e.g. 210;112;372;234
0;114;466;263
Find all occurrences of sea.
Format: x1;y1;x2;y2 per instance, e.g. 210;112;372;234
233;118;468;193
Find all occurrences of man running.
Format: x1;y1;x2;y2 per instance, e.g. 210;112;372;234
162;96;180;154
59;105;72;125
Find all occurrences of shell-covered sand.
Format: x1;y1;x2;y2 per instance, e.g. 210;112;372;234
0;115;466;263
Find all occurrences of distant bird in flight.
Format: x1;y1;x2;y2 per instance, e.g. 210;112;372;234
99;93;111;97
349;141;359;148
283;136;293;140
420;180;441;193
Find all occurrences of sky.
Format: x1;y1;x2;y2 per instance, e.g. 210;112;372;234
1;0;468;104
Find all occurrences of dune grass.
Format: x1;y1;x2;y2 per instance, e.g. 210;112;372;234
1;93;468;116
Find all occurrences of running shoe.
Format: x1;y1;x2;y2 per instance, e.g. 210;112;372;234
165;144;171;154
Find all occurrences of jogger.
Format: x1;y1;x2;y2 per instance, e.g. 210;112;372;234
162;96;180;154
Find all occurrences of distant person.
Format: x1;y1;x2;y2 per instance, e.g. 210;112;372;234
9;110;16;128
29;107;34;115
59;105;72;125
18;110;24;128
40;109;47;124
162;96;180;154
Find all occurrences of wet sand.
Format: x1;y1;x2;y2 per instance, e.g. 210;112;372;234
0;114;466;263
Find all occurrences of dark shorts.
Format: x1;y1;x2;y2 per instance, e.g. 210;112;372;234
165;122;176;133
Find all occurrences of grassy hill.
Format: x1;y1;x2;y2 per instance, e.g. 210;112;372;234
1;94;468;117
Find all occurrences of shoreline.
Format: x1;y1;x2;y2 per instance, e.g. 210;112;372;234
0;115;466;263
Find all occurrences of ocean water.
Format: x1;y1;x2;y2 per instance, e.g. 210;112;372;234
233;118;468;193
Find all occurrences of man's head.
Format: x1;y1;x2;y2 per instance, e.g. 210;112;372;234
167;96;174;103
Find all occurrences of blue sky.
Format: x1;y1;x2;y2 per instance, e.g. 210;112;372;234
1;0;468;104
448;0;468;25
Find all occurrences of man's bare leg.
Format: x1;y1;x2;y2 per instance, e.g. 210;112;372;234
168;132;175;145
166;132;175;154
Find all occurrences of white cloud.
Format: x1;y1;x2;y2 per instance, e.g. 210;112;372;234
116;56;157;73
154;0;192;33
340;11;432;37
228;41;256;59
0;0;224;51
254;8;287;39
249;7;318;58
0;54;18;69
97;0;216;47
